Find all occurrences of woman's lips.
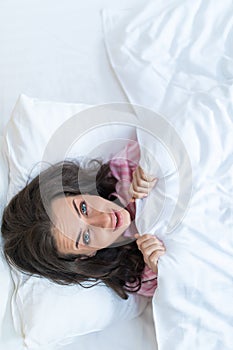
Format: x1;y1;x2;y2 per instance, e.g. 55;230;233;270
113;210;123;230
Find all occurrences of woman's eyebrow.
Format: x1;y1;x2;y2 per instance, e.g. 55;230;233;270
72;200;82;247
72;199;81;218
76;231;81;248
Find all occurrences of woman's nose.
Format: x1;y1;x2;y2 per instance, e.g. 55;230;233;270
86;211;113;229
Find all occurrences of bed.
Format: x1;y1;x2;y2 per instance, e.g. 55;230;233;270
1;1;233;350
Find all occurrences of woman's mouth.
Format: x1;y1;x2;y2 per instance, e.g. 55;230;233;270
113;210;123;230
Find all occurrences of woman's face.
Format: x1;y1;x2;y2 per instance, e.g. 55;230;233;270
51;194;131;256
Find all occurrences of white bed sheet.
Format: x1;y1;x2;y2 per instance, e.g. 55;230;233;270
104;1;233;349
0;1;157;350
0;0;144;137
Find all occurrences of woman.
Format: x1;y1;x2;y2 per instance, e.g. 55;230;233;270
1;142;166;299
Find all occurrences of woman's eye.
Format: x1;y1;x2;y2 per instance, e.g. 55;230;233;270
83;231;90;245
80;201;87;215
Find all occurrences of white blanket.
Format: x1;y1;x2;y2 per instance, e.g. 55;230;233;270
103;1;233;349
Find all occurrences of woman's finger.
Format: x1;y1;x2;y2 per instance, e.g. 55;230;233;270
134;233;166;274
142;244;166;260
129;166;158;200
130;183;157;199
140;242;165;254
133;167;150;188
129;183;148;199
149;249;166;262
135;234;163;246
133;167;158;189
147;250;166;267
146;250;165;272
137;166;156;182
131;178;157;195
137;238;164;251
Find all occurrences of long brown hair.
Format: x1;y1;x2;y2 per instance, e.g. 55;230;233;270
1;159;145;299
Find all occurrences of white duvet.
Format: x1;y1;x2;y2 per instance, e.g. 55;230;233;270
103;1;233;349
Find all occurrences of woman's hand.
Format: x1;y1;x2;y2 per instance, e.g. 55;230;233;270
129;165;158;201
135;234;166;274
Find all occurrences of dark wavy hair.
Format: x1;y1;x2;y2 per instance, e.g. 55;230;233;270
1;159;145;299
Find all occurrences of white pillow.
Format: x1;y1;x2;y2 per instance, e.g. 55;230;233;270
5;94;137;202
2;94;148;349
10;269;147;350
5;94;88;202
